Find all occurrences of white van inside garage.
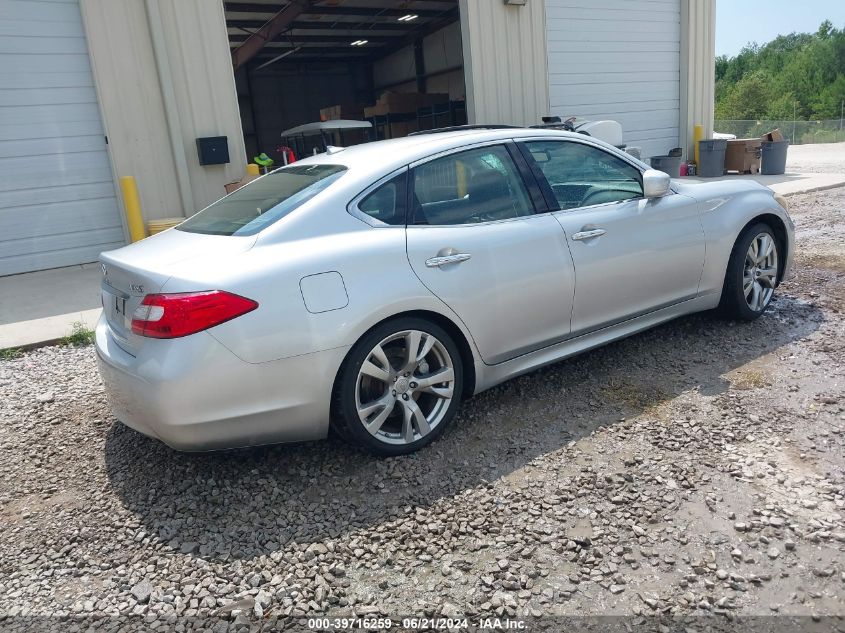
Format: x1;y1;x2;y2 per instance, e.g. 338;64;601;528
0;0;125;277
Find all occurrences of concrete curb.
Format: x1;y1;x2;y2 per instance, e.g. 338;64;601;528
0;308;100;355
2;337;68;355
782;182;845;197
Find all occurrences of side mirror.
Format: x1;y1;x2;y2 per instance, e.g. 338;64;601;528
642;169;671;198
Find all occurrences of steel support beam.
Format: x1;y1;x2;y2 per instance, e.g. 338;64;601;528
231;0;313;71
225;3;453;18
414;39;426;92
228;19;410;31
230;33;395;44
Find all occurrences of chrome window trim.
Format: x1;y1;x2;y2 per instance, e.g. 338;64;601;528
407;140;537;228
515;134;649;173
517;136;675;213
407;138;513;169
346;166;409;228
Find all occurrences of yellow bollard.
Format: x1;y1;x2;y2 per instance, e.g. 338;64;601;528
693;124;704;166
246;163;260;176
119;176;147;243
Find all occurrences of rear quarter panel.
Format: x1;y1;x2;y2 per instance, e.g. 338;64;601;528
160;217;478;365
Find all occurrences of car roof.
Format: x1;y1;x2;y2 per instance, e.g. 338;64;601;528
291;127;600;178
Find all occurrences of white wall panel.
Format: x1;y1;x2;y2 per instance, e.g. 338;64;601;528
0;0;124;276
546;0;682;158
0;119;103;142
0;34;89;54
679;0;716;160
373;46;416;92
459;0;549;127
373;20;465;100
80;0;247;219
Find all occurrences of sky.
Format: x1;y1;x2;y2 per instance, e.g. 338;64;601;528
716;0;845;57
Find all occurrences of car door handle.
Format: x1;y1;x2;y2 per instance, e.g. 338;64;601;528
425;253;472;268
572;228;607;241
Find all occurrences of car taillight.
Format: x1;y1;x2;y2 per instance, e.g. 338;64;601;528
131;291;258;339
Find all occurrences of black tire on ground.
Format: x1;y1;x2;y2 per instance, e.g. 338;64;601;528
331;317;464;456
718;222;780;321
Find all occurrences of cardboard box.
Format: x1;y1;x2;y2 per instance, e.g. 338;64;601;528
223;173;258;195
724;138;762;174
364;92;449;117
319;103;363;121
387;121;418;138
762;128;785;142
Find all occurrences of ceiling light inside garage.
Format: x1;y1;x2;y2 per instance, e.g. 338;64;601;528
398;14;418;22
351;39;368;46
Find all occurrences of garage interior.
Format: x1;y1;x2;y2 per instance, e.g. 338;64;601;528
225;0;466;162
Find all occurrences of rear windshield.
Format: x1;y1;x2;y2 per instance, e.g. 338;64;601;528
177;164;347;236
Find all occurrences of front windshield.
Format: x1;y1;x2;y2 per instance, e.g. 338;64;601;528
177;164;347;236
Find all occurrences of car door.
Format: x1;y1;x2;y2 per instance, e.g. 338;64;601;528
518;138;705;336
405;142;576;365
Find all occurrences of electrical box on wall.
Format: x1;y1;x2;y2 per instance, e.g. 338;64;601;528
196;136;230;166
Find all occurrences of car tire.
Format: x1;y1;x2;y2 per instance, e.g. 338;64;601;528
331;317;463;456
719;222;781;321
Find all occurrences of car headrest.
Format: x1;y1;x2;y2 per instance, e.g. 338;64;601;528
467;169;509;202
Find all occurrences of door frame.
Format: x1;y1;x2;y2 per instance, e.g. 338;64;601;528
405;139;548;227
512;135;654;215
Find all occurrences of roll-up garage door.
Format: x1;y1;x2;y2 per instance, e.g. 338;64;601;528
545;0;681;159
0;0;125;276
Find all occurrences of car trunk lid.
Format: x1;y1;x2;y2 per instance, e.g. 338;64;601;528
100;229;256;355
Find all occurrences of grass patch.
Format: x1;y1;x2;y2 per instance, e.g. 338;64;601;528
61;321;95;347
731;368;769;390
0;347;23;360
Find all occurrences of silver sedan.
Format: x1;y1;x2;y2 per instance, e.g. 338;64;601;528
95;128;794;455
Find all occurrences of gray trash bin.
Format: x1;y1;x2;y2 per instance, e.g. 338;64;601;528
650;155;682;177
698;139;727;177
761;140;789;175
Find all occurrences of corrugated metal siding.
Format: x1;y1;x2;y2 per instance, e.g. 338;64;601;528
545;0;681;158
79;0;181;222
80;0;246;219
0;0;125;276
372;21;465;100
680;0;715;160
158;0;248;211
459;0;549;127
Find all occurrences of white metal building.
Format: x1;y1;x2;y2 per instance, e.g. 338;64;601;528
0;0;715;277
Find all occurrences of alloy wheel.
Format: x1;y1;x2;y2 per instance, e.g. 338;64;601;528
743;232;778;312
354;330;456;446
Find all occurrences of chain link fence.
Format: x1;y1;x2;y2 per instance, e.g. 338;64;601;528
714;120;845;144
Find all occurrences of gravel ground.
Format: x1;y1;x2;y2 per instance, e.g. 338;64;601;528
1;189;844;631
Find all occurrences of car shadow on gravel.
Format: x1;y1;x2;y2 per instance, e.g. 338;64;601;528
104;294;824;561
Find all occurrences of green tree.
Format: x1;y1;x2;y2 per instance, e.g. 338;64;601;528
715;21;845;121
811;75;845;119
716;71;776;120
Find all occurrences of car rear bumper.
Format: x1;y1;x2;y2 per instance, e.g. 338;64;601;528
94;315;349;451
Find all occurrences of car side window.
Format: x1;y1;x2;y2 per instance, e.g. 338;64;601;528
410;145;534;225
525;141;643;211
357;173;407;226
